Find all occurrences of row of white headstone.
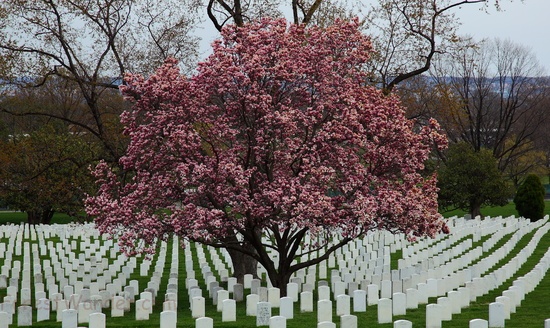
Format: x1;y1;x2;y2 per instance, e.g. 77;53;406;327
0;223;183;328
181;215;550;328
0;214;549;327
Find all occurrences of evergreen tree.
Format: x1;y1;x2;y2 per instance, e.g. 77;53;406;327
514;174;546;221
438;142;513;218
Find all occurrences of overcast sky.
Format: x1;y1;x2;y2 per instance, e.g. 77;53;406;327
456;0;550;74
198;0;550;74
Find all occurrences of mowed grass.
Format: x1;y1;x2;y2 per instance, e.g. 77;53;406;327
0;212;80;224
0;212;550;326
441;200;550;218
2;199;549;224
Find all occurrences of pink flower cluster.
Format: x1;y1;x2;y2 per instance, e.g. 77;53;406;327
86;18;448;256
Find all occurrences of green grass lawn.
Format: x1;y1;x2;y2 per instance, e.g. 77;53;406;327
441;200;550;218
0;207;538;226
1;207;550;327
3;200;549;225
0;212;83;224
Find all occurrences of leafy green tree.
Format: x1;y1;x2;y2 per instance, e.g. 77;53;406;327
438;142;513;218
0;124;98;224
514;174;546;221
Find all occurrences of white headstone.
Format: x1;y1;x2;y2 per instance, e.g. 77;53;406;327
111;295;124;317
392;292;406;316
0;312;10;328
189;288;202;303
95;291;108;309
427;278;438;298
246;294;259;316
352;289;366;312
426;304;442;328
17;306;32;326
63;285;74;301
469;318;489;328
244;274;253;289
495;296;511;320
318;286;330;301
250;279;261;295
19;288;31;306
217;289;229;312
381;280;392;299
140;291;153;314
136;299;150;320
78;302;92;323
488;302;505;328
340;314;357;328
268;287;281;307
367;284;379;306
233;283;244;302
61;308;77;328
317;300;332;323
37;298;50;322
300;291;313;312
256;302;271;326
336;294;350;316
56;299;67;322
160;311;177;328
227;277;237;293
80;288;91;303
163;300;177;312
502;290;517;313
448;290;462;314
192;296;205;318
258;287;268;302
222;299;236;322
287;283;299;302
270;315;286;328
405;288;418;309
333;281;346;298
124;286;135;303
437;297;452;321
68;294;80;310
89;312;106;328
377;298;392;324
280;297;293;319
35;291;47;307
417;283;429;304
394;319;413;328
195;316;213;328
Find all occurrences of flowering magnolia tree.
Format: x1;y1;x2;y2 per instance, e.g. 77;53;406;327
86;18;448;293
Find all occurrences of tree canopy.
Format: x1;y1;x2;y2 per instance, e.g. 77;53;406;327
86;18;448;291
514;174;546;221
0;124;97;224
437;142;513;217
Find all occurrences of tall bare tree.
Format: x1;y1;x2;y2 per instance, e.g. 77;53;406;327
0;0;199;161
364;0;507;94
430;38;550;183
204;0;345;30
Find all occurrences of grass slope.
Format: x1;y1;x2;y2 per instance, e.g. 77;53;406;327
0;214;549;326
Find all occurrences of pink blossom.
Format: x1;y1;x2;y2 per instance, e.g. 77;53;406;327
86;18;448;287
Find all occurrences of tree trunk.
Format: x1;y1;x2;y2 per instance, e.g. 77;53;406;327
41;209;54;224
26;209;54;225
470;201;482;219
222;230;262;284
267;268;292;297
26;211;39;225
226;246;258;284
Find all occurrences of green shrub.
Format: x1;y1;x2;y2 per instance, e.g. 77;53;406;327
514;174;546;221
